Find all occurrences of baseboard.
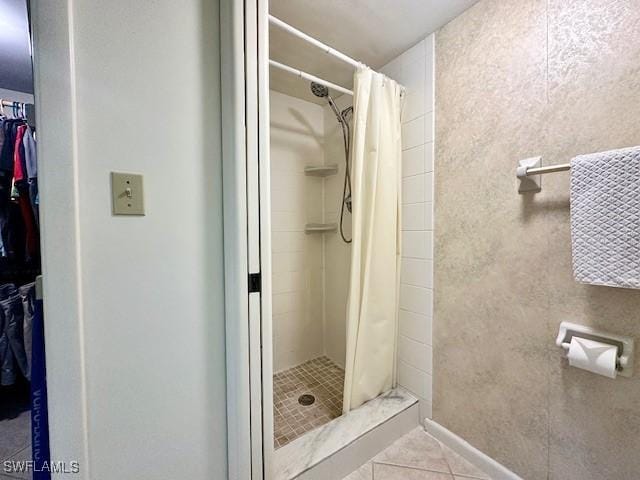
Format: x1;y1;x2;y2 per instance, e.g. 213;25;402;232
423;418;523;480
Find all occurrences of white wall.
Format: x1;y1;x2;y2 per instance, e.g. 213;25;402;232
33;1;228;479
381;34;436;421
270;90;325;372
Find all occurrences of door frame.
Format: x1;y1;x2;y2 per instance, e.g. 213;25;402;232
256;0;275;476
220;0;252;477
30;0;90;474
221;0;273;478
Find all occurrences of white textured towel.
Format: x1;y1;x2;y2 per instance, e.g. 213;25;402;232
571;146;640;289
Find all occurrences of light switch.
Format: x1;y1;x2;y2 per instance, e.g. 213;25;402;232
111;172;145;215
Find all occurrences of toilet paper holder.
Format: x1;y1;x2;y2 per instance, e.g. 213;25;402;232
555;321;634;378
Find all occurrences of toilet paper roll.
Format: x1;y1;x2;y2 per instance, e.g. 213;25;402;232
567;337;618;379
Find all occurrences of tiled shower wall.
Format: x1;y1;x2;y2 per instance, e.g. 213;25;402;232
270;90;325;372
435;1;640;479
381;35;436;421
322;94;354;369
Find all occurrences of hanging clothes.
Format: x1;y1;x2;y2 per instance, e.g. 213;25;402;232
0;104;40;387
0;114;39;264
0;283;29;384
14;125;39;262
0;282;36;385
0;119;20;258
19;282;36;373
0;119;18;171
13;124;27;182
23;127;36;179
342;67;404;413
23;127;39;225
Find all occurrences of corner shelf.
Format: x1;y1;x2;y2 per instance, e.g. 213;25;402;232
304;223;338;234
304;164;338;177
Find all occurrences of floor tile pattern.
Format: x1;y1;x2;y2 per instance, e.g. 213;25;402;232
273;356;344;449
343;427;492;480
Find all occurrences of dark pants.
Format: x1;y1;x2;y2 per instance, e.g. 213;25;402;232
0;170;12;257
0;283;18;384
0;290;29;383
19;283;35;373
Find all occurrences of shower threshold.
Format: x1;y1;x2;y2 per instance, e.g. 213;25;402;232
273;386;419;480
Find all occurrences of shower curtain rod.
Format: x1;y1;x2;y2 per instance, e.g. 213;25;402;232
269;15;362;69
268;15;406;97
269;59;353;96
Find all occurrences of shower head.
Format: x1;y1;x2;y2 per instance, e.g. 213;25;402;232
310;82;329;98
310;81;343;123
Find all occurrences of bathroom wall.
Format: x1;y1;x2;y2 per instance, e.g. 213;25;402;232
270;90;325;372
33;0;228;478
380;35;436;421
434;1;640;479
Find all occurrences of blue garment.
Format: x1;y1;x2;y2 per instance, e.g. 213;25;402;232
29;178;39;227
0;119;16;172
0;121;19;173
23;126;37;179
22;127;39;226
31;297;51;480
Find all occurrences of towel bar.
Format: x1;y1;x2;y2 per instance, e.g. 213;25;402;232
523;163;571;176
516;157;571;193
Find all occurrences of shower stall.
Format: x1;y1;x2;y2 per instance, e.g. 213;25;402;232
267;11;414;476
269;83;355;448
248;3;437;478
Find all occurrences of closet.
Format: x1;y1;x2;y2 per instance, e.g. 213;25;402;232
0;1;49;478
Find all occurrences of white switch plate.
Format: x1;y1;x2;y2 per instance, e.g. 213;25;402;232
111;172;145;215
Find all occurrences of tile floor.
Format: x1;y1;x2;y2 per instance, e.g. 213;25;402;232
343;427;492;480
1;382;31;480
273;356;344;448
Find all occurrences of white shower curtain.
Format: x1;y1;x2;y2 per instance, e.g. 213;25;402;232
343;67;403;413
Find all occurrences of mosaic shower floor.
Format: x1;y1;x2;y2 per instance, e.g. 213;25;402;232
273;356;344;448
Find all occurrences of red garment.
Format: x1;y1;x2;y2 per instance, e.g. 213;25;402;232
17;184;39;261
13;125;27;182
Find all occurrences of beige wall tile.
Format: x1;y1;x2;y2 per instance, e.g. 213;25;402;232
435;0;550;478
